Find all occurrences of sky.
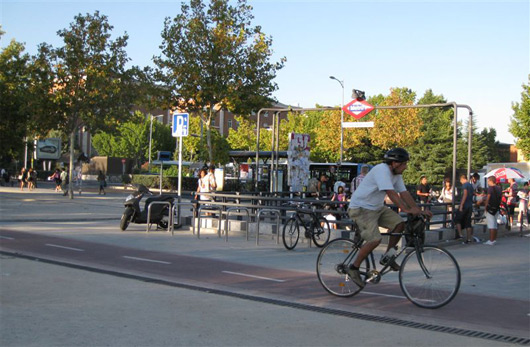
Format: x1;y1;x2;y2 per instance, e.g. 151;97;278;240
1;0;528;144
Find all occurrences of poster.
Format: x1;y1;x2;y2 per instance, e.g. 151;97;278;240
287;133;310;192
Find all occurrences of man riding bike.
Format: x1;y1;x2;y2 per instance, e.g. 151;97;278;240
345;148;433;288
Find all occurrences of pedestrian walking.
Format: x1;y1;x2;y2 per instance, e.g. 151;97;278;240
19;168;27;190
484;176;502;245
517;182;528;228
49;169;62;192
456;174;474;243
97;170;106;195
27;168;35;191
60;168;68;196
503;178;518;230
74;165;83;195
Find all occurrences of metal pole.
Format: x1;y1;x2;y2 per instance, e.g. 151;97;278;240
149;115;164;172
467;112;473;178
255;110;261;191
330;76;345;164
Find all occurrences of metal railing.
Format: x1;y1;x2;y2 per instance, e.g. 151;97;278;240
146;201;173;233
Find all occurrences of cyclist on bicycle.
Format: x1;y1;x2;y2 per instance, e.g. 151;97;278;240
345;148;433;288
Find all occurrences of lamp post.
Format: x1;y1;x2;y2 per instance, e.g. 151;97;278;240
329;76;345;164
149;114;165;171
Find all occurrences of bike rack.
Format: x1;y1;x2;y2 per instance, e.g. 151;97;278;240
170;201;194;236
224;207;250;243
146;201;173;233
256;209;281;246
197;205;223;239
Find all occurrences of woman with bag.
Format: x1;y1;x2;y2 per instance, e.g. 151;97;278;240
438;178;456;228
503;178;518;230
484;176;502;245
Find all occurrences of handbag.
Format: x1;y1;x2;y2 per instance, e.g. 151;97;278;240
486;206;499;215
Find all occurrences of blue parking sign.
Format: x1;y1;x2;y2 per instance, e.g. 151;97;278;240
172;113;189;137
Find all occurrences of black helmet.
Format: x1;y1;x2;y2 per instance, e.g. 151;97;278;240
384;148;410;163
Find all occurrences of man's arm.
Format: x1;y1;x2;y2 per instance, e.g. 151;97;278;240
460;187;468;212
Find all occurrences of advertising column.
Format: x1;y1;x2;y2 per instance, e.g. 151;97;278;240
287;133;310;192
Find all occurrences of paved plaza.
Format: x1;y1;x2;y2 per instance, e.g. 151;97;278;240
1;182;529;346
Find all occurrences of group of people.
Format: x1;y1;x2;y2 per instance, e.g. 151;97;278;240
17;167;37;191
195;164;217;201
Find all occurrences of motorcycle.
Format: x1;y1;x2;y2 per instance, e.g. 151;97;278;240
120;184;176;231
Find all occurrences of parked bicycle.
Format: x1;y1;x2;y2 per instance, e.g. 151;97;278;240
316;215;460;308
282;203;331;250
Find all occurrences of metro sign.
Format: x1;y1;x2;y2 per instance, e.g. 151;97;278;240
343;99;375;120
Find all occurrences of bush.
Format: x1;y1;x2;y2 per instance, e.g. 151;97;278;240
131;174;198;191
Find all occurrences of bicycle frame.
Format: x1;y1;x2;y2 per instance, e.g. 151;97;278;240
292;209;318;236
352;231;431;281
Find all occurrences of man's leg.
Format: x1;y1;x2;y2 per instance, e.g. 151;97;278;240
386;222;405;252
352;240;380;268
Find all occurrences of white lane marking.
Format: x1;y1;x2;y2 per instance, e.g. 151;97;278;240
123;256;171;265
361;291;407;299
0;236;14;240
222;271;286;283
45;244;84;252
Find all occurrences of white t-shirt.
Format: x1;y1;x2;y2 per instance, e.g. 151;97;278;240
348;163;407;210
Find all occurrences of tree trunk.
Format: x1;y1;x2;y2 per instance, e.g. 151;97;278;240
207;108;213;163
68;129;75;199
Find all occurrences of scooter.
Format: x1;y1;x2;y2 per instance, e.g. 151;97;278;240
120;184;175;231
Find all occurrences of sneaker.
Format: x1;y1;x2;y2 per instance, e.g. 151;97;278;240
484;240;496;246
345;266;365;289
462;240;471;245
380;254;400;271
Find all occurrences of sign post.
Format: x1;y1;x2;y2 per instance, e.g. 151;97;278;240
172;113;189;224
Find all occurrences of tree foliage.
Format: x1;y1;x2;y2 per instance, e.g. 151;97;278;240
30;11;138;197
92;111;174;168
370;88;422;149
404;90;454;184
0;33;31;162
510;75;530;159
154;0;285;162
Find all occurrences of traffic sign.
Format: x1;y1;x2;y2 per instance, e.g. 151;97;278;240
172;113;189;137
342;121;374;128
342;99;374;120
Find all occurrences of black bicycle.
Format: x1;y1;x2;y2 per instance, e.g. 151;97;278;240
282;203;331;250
316;215;461;308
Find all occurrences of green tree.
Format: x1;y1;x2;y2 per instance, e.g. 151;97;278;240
0;32;31;162
154;0;285;163
31;11;137;198
405;90;454;185
510;75;530;159
370;88;422;149
92;111;174;168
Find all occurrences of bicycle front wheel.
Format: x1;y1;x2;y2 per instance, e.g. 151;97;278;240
312;217;331;247
282;218;300;250
399;245;461;309
316;238;370;297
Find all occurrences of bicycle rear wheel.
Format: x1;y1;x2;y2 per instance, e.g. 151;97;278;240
316;238;370;297
312;217;331;247
282;218;300;250
399;245;461;309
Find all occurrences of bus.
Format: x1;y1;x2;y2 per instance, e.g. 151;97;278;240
309;162;370;192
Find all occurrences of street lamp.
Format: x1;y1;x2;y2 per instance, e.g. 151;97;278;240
329;76;345;164
149;114;165;170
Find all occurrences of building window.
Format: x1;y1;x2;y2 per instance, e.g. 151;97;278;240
212;119;216;126
264;112;269;118
228;119;232;128
263;122;268;128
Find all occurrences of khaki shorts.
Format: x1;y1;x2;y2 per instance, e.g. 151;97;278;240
348;207;404;242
